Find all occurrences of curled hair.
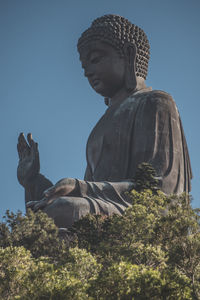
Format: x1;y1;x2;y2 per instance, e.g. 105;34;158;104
77;14;150;79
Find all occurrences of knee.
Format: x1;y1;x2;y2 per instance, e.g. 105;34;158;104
43;197;90;228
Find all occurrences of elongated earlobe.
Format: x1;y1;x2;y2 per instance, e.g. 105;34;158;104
123;43;137;92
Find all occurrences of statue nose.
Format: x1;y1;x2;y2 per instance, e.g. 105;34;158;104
84;65;94;78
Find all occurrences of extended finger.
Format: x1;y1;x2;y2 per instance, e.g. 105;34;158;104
27;133;39;156
26;200;46;212
17;133;24;155
27;133;34;147
33;141;39;156
33;200;47;212
17;133;29;159
18;133;30;153
17;142;22;158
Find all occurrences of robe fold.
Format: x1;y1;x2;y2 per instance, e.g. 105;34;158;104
85;88;192;194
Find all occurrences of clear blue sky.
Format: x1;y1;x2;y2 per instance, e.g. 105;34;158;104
1;0;199;218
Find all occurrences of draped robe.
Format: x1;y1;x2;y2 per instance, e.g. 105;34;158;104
26;88;192;227
85;88;192;193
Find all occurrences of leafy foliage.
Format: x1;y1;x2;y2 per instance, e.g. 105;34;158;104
0;164;199;299
0;246;100;299
0;209;63;258
73;190;200;299
134;162;160;193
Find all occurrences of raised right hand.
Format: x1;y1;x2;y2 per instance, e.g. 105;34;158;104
17;133;40;187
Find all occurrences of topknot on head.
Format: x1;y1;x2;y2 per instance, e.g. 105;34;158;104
77;14;150;79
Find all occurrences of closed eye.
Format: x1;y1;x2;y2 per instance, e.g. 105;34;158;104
90;55;103;64
81;56;102;69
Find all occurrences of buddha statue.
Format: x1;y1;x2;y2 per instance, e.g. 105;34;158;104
17;15;192;228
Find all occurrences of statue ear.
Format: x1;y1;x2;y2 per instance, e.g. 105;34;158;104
123;42;137;92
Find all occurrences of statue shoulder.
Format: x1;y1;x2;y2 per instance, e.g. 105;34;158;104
145;89;175;104
138;90;178;114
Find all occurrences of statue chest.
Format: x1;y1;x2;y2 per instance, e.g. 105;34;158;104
86;97;139;178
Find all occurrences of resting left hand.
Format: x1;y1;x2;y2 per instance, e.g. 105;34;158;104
26;178;77;212
43;178;76;198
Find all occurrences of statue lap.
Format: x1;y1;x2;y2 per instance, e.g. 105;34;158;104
42;179;135;227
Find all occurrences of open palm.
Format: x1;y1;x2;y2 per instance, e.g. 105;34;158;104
17;133;40;187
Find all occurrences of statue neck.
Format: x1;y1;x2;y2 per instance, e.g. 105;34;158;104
108;77;147;106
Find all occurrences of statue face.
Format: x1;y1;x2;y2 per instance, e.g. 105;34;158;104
80;41;126;98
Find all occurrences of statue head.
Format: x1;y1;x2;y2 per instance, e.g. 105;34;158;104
77;15;150;99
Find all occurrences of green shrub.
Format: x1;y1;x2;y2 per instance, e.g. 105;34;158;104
0;164;199;299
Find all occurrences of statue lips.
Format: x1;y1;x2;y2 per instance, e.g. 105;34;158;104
90;78;102;89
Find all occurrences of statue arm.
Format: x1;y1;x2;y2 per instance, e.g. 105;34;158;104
27;176;135;213
132;91;192;194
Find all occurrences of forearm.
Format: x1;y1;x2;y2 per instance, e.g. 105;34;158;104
24;173;53;204
71;178;135;200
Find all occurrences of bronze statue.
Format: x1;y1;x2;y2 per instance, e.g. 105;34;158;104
17;15;192;228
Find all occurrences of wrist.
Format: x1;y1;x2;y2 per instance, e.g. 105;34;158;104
20;173;40;188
